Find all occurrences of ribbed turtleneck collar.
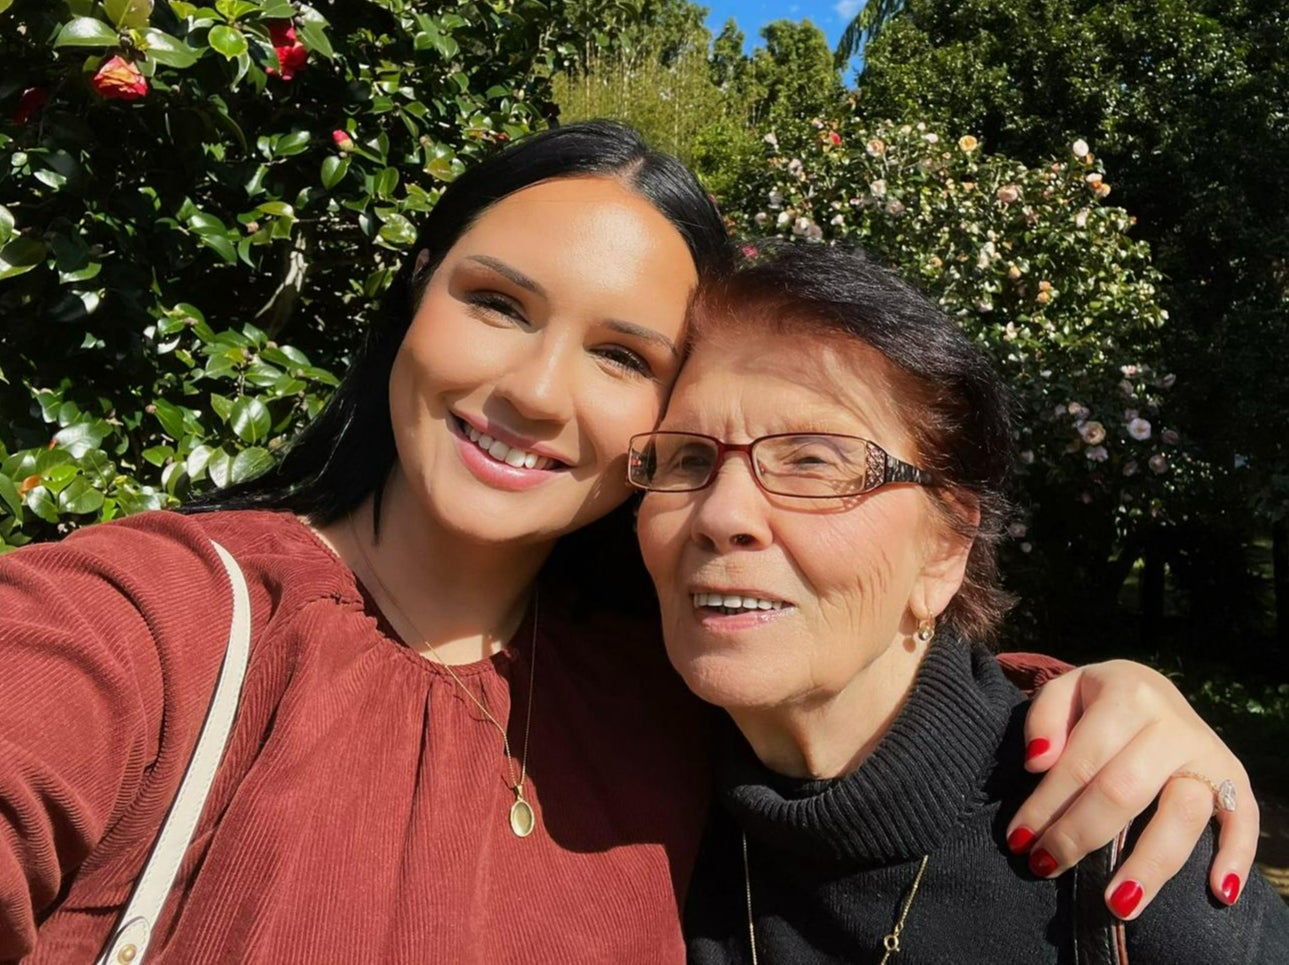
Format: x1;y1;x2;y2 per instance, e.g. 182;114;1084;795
714;637;1025;866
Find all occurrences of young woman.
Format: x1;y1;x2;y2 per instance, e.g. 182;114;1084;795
0;124;1261;963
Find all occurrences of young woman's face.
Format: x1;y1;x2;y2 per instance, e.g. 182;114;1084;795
389;176;698;548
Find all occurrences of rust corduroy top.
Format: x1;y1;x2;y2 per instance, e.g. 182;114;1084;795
0;510;710;963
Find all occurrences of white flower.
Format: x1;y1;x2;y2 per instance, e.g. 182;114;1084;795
1080;421;1107;445
764;131;778;148
1019;449;1035;464
768;188;784;208
1074;208;1090;228
1086;445;1109;462
1119;364;1139;377
776;210;792;227
787;158;804;176
870;178;887;198
924;132;939;144
830;213;845;226
753;211;769;225
1149;454;1168;474
1126;417;1152;440
886;200;905;216
1072;138;1090;158
1086;172;1104;185
866;138;886;157
792;216;812;236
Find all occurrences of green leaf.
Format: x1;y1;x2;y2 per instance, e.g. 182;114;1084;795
275;130;311;157
25;486;59;524
229;396;270;443
321;155;349;189
142;445;173;466
104;0;153;30
52;422;109;458
0;206;14;246
0;473;22;516
261;0;294;17
206;447;232;488
200;233;238;264
256;201;294;217
295;10;334;59
378;213;417;247
152;399;189;440
230;446;274;483
142;28;198;68
208;24;248;59
53;17;120;48
59;477;105;514
374;166;399;199
0;238;47;281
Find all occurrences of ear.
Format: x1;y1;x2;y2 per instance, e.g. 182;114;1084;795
909;492;979;623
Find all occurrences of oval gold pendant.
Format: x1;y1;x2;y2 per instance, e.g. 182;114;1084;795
509;798;536;838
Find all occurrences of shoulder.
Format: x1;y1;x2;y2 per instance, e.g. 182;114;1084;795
1126;822;1289;963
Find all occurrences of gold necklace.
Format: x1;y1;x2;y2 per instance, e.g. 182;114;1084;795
741;831;928;963
348;514;540;838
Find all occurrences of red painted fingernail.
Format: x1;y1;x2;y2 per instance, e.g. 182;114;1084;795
1028;848;1058;877
1024;737;1051;762
1007;827;1036;854
1109;880;1143;919
1221;873;1241;905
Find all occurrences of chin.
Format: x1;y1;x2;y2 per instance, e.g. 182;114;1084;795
665;646;788;712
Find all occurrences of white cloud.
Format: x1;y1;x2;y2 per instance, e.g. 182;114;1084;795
835;0;864;20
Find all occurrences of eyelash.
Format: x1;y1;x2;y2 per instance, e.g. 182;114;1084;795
466;291;525;322
466;290;654;379
596;346;653;379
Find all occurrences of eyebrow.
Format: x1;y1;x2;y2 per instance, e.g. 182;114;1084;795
606;319;679;358
463;255;544;296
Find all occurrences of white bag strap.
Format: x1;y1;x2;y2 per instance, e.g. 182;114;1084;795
97;539;253;965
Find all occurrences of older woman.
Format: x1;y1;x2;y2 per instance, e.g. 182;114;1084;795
632;244;1289;962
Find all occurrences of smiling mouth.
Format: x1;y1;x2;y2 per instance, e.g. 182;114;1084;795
691;592;790;615
453;415;565;471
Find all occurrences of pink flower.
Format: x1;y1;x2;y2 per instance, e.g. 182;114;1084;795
267;21;308;81
997;185;1020;204
1126;417;1152;441
13;87;49;124
332;129;354;152
1149;454;1168;474
1079;421;1106;445
90;56;148;101
1085;445;1109;462
1161;429;1180;445
826;130;842;146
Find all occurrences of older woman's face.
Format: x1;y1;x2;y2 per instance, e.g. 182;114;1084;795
636;327;968;713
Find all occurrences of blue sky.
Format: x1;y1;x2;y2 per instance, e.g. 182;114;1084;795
701;0;861;51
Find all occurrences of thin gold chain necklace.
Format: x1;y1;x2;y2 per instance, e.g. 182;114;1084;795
741;831;928;963
348;513;540;838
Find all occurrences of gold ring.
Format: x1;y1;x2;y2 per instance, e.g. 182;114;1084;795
1173;770;1237;813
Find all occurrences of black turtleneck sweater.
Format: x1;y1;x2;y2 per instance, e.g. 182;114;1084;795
685;638;1289;964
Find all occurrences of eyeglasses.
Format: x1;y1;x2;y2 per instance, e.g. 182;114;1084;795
627;431;934;499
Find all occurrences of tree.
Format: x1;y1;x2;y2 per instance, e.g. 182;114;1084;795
856;0;1289;655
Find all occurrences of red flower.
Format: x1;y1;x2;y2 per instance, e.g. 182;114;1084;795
266;20;308;81
13;87;49;124
90;56;148;101
331;129;354;152
827;130;842;146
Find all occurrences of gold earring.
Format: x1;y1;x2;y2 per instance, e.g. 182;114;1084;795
914;616;936;644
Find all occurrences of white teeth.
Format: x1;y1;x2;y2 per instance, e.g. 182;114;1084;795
461;421;555;471
691;592;785;611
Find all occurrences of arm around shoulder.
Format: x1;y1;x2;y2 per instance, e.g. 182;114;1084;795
0;513;232;958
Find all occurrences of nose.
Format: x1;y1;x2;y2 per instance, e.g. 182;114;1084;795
688;452;772;552
493;329;577;424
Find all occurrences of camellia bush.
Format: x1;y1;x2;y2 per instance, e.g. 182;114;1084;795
717;114;1192;638
0;0;622;550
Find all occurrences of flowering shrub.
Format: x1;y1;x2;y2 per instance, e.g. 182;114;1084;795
719;115;1191;630
0;0;613;549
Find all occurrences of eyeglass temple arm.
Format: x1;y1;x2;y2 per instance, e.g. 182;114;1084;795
883;455;934;486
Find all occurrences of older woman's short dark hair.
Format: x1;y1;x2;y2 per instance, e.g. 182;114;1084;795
690;242;1015;642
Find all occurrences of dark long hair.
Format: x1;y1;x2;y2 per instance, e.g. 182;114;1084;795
188;121;731;616
690;242;1016;641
